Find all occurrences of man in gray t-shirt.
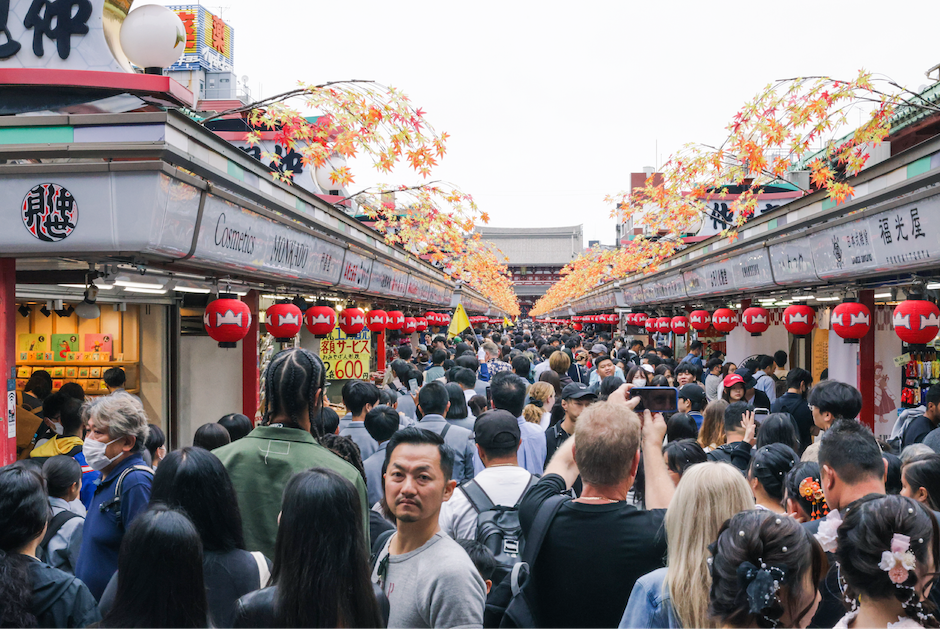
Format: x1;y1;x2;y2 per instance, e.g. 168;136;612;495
371;427;485;629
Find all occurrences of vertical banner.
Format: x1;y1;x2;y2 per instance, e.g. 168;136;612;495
320;324;371;381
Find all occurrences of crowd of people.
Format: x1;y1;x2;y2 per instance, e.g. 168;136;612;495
4;322;940;628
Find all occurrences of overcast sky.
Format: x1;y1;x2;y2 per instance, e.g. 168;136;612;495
142;0;940;246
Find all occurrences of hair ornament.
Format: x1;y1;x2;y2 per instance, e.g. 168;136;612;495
737;560;789;624
799;477;830;520
814;509;842;552
530;399;543;408
879;533;916;585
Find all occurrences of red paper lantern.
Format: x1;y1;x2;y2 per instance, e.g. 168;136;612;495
893;299;940;345
633;313;648;328
415;316;428;332
831;301;871;343
741;307;770;337
689;310;711;331
204;297;252;348
386;310;405;331
783;305;816;338
264;303;302;342
366;309;388;333
671;316;689;335
404;317;418;334
645;317;657;333
655;317;672;333
338;308;366;335
304;306;336;337
712;308;738;334
439;312;450;325
573;322;583;331
425;311;438;326
608;314;620;325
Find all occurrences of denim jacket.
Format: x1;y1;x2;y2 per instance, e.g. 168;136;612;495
620;567;682;629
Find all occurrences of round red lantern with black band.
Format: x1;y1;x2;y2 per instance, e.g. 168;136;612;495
415;316;428;332
689;310;711;332
366;309;388;333
783;304;816;338
425;311;438;326
671;316;689;335
439;312;450;325
264;303;302;342
645;317;657;333
339;308;366;335
712;308;737;334
831;301;870;343
742;307;770;337
386;310;405;331
404;317;418;334
633;313;648;328
893;298;940;346
204;296;252;348
304;306;336;337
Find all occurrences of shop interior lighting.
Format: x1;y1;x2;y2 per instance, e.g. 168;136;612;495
172;281;212;294
17;304;31;317
927;282;940;290
874;292;893;299
122;286;168;294
815;296;840;302
790;295;815;301
114;276;167;290
59;283;114;290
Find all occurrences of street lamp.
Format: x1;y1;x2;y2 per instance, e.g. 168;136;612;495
120;5;186;75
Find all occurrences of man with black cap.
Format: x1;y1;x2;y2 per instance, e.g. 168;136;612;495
677;384;706;429
545;382;596;463
439;410;534;540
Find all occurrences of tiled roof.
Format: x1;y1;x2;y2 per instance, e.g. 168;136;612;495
476;225;583;265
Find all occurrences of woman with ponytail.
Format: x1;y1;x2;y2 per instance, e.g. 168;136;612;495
523;381;555;428
0;464;99;627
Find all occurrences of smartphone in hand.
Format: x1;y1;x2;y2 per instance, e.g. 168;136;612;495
629;386;679;413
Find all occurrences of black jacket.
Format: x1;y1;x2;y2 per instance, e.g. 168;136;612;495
706;441;753;473
28;557;100;628
232;584;389;628
771;392;813;454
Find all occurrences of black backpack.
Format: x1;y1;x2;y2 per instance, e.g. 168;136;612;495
459;475;536;569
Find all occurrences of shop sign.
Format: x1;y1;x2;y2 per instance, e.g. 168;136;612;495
367;262;408;298
622;283;644;307
893;353;912;367
689;191;802;238
7;382;15;439
0;0;128;72
684;260;734;297
320;323;370;380
406;276;432;303
868;195;940;271
810;218;878;279
21;183;78;242
648;273;687;303
730;249;774;290
338;250;373;291
168;5;234;73
193;194;344;285
769;239;819;284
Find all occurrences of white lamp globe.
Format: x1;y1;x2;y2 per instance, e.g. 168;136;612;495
120;5;186;72
313;153;348;192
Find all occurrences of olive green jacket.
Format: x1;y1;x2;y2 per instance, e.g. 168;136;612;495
213;425;369;560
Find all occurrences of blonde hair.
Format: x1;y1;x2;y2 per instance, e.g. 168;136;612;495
573;401;640;486
698;399;728;450
549;350;570;374
664;462;754;629
523;381;554;424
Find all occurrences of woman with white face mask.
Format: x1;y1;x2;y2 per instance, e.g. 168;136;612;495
74;392;153;602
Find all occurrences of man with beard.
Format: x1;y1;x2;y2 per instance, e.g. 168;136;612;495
371;428;486;628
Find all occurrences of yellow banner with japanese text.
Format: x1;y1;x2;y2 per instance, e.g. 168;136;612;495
320;324;371;380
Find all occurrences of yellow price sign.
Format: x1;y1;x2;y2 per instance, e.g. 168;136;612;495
320;325;371;380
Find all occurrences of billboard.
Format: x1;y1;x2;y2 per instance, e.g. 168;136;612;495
167;5;234;72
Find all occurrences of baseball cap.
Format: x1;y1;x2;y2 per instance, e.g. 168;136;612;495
474;410;521;450
591;344;608;354
678;384;707;410
723;373;745;388
734;368;758;389
561;382;597;401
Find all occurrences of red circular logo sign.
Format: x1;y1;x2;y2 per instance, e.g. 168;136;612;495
22;183;78;242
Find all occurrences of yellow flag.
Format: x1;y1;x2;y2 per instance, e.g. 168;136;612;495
503;316;514;327
449;303;472;339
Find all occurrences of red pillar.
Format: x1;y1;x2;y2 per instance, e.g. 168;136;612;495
377;330;386;373
242;290;260;422
0;259;15;465
859;289;876;431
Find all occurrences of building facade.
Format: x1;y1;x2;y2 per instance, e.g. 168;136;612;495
476;225;583;316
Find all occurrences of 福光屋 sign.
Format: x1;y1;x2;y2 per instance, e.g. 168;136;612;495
320;323;370;381
0;0;133;73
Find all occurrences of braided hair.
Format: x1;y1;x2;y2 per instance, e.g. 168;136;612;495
262;348;325;431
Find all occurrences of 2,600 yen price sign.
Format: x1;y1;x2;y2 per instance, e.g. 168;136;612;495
320;326;371;380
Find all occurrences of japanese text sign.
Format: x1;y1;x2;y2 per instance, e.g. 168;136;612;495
320;323;371;381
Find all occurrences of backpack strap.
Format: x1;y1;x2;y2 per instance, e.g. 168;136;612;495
521;493;567;565
370;529;396;570
512;475;538;508
39;509;81;550
100;464;153;524
440;422;452;440
459;478;495;514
